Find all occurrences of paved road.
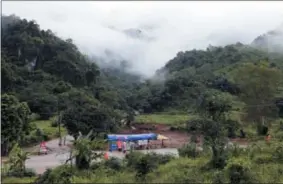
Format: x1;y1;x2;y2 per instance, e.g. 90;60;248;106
25;135;73;174
25;136;248;174
26;147;179;174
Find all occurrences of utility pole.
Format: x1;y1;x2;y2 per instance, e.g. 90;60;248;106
58;100;62;146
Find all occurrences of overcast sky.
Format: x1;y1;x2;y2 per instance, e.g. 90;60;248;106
2;1;283;77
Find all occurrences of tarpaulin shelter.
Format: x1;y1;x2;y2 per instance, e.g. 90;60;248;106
107;133;157;151
107;133;157;141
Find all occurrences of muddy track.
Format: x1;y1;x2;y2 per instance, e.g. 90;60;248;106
120;123;249;148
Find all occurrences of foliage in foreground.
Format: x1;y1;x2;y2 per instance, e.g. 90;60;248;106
31;141;283;184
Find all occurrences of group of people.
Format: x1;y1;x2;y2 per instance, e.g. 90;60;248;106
109;139;154;153
116;140;138;153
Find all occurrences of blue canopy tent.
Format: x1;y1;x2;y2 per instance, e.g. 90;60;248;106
107;133;157;141
107;133;157;151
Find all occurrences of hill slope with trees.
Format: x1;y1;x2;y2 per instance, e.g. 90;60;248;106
1;15;140;154
132;43;283;113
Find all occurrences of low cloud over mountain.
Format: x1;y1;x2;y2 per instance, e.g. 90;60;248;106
2;1;283;77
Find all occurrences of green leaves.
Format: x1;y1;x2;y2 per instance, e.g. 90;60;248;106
196;90;233;121
61;99;119;139
233;62;283;124
1;94;32;156
8;143;30;176
67;133;103;170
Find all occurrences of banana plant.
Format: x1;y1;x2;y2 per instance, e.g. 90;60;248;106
65;130;103;169
8;143;30;176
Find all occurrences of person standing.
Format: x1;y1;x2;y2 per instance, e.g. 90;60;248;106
123;141;127;154
104;152;109;160
39;141;47;155
117;140;122;152
129;141;134;152
63;136;66;146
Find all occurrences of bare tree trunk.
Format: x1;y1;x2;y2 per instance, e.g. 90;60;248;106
70;150;73;168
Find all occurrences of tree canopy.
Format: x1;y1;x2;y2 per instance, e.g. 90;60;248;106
1;94;32;155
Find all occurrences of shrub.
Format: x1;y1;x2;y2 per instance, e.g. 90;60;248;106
272;144;283;163
253;154;273;164
34;166;73;184
210;144;228;169
34;128;50;141
35;128;44;137
125;151;143;168
212;171;226;184
279;121;283;131
90;162;100;171
169;125;185;131
225;158;254;184
20;134;41;147
125;152;174;178
134;154;158;178
169;126;177;131
158;154;175;164
146;158;206;183
42;133;50;141
239;129;246;138
24;168;37;177
274;131;283;141
227;127;237;138
225;120;240;138
34;168;53;184
190;134;198;143
178;143;200;158
91;140;106;150
29;113;41;121
227;143;243;158
50;119;58;127
1;177;36;183
257;125;268;136
104;157;124;171
246;143;262;159
7;168;36;177
186;119;204;132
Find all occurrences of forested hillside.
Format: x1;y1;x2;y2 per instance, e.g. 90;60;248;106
132;43;283;113
1;15;141;154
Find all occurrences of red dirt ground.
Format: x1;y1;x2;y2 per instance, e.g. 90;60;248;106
118;123;249;149
119;123;197;148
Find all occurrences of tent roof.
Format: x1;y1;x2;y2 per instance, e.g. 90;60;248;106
107;133;157;141
157;134;169;140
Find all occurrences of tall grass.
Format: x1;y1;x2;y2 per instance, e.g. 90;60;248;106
135;113;197;125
